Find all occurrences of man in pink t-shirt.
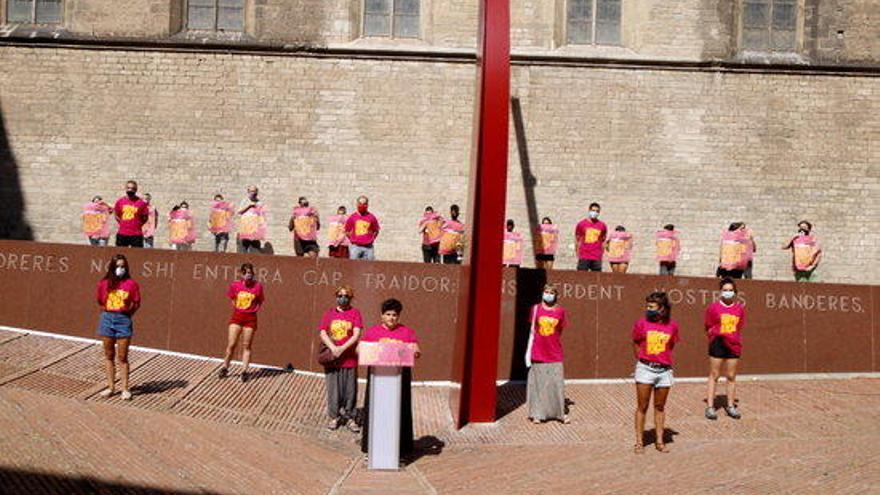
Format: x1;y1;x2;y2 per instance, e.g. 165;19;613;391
113;180;149;248
574;202;607;271
345;195;380;261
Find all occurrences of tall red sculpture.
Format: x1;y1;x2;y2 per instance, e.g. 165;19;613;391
451;0;511;427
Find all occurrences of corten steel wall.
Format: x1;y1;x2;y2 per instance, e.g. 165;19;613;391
0;240;877;379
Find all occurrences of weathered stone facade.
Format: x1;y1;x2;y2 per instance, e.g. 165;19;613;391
0;1;877;283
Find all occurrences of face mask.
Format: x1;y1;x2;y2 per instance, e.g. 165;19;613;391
243;273;254;281
645;309;661;320
249;193;258;201
337;296;351;306
542;293;556;304
799;228;809;235
721;290;736;300
588;211;599;219
357;204;368;214
114;267;126;277
126;190;136;198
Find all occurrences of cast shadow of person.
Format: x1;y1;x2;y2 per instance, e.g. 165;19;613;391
641;428;679;446
131;379;188;397
0;100;34;240
401;435;445;466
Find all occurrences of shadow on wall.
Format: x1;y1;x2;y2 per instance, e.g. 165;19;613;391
0;466;222;495
0;100;33;240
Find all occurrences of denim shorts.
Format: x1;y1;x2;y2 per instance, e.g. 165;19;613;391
97;311;134;339
634;361;674;388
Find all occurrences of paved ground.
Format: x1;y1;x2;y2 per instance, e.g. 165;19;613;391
0;328;878;494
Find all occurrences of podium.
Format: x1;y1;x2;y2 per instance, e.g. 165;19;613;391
359;341;417;471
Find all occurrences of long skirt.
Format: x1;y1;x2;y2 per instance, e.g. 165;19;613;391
360;367;414;457
527;362;565;421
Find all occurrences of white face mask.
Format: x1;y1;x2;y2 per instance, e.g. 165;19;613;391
721;290;736;300
588;211;599;219
115;267;126;278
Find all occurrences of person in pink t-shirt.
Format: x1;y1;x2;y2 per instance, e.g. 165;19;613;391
83;195;113;246
632;291;680;454
782;220;822;282
289;196;321;258
525;285;569;424
358;298;420;457
440;204;465;265
535;217;558;270
704;278;746;420
219;263;265;383
319;286;363;432
142;193;158;249
113;180;149;248
95;254;141;401
345;195;380;260
605;225;633;273
327;205;350;259
418;206;444;264
575;202;607;271
503;219;524;268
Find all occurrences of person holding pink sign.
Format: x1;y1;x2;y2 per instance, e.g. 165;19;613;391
168;201;196;250
288;196;320;257
345;196;380;260
82;195;113;246
208;194;234;253
575;202;607;271
716;223;748;279
327;206;350;259
782;220;822;282
655;224;680;275
237;185;266;254
418;206;444;263
359;298;420;457
525;285;569;424
605;225;633;273
95;254;140;401
535;217;558;270
740;223;757;279
219;263;265;383
439;204;465;265
142;193;158;249
632;291;679;454
503;219;524;268
319;286;363;432
704;278;745;420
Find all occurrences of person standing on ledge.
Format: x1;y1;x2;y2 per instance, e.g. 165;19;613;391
525;285;570;424
535;217;559;270
439;204;465;265
208;194;234;253
113;180;149;248
502;219;524;268
632;291;679;454
359;298;420;458
418;206;444;264
704;278;745;420
289;196;321;258
327;205;350;259
96;254;140;401
655;224;680;275
318;286;363;432
82;195;112;247
345;195;380;260
740;223;757;279
575;202;607;271
237;185;266;254
219;263;265;383
142;193;158;249
782;220;822;282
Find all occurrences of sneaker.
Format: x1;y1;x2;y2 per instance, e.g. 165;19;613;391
98;388;115;398
121;390;132;401
327;418;340;431
346;420;361;433
705;407;718;420
725;406;742;419
217;367;228;379
240;372;249;383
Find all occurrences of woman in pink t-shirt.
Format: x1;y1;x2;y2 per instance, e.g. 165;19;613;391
358;298;420;458
632;291;680;454
318;286;363;432
219;263;265;382
95;254;141;401
704;278;745;420
525;285;569;424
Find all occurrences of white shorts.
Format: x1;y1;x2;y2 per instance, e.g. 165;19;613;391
634;361;674;388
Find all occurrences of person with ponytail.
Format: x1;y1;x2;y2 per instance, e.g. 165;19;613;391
704;278;745;420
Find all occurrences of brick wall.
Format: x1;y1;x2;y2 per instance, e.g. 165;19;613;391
0;45;877;283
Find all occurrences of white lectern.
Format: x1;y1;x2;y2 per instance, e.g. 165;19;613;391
368;366;403;470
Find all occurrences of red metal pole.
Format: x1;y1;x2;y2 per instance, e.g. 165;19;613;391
451;0;510;426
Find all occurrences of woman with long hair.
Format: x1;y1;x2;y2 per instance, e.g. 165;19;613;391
95;254;141;400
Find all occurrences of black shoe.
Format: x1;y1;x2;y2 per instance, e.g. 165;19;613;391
218;367;228;379
240;372;249;383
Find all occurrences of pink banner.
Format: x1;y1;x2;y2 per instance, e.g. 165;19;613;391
358;341;417;367
327;214;349;247
793;235;819;271
238;206;267;241
606;231;633;263
292;206;319;241
654;230;680;262
720;230;749;270
81;203;111;238
208;201;233;234
168;210;196;244
439;220;465;255
503;232;524;266
419;213;445;245
536;224;559;255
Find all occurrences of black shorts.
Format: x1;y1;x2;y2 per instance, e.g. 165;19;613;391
577;259;602;271
708;337;740;359
299;239;319;254
115;234;144;248
536;253;555;262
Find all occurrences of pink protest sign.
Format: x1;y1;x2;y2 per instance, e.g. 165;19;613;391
327;214;349;247
358;341;417;367
420;213;444;245
238;206;267;241
606;232;633;263
209;201;233;234
536;224;559;255
654;230;680;262
82;203;111;238
720;230;748;270
439;220;465;255
793;235;819;271
169;209;196;244
292;206;319;241
503;231;524;266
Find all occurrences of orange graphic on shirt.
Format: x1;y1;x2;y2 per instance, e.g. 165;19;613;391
646;330;671;356
105;290;130;311
720;314;739;335
656;239;673;257
584;228;601;244
378;337;404;344
354;220;371;237
328;223;345;243
329;319;353;341
537;316;559;337
608;239;626;258
121;205;139;221
294;216;315;237
235;291;256;310
794;245;814;267
209;210;228;230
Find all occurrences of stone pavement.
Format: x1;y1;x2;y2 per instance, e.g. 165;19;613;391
0;328;878;494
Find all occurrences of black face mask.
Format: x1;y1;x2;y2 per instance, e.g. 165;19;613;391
126;191;137;198
799;228;809;235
